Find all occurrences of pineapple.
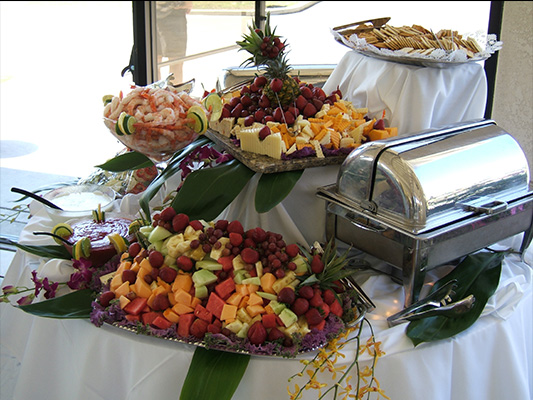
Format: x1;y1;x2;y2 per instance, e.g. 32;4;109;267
237;12;301;107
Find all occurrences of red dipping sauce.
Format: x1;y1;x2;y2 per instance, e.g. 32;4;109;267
65;217;136;266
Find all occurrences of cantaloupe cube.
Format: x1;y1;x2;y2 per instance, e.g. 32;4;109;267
238;295;250;309
368;129;389;141
172;273;193;293
156;278;171;293
226;292;243;307
235;284;249;296
246;304;266;318
247;292;264;306
134;276;152;299
152;285;168;297
385;127;398;137
220;304;238;321
110;273;123;292
168;292;177;306
174;288;192;307
163;308;180;323
172;302;194;315
114;281;130;298
130;262;140;273
139;257;152;271
190;296;202;309
260;273;276;294
246;283;259;294
119;295;131;309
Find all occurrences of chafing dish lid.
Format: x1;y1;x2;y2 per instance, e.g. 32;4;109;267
336;119;531;233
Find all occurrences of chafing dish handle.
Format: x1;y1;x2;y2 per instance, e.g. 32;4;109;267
459;199;508;215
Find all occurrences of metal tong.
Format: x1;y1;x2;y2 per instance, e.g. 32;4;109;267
387;279;475;327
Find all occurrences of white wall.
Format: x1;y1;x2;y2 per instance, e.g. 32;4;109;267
491;1;533;176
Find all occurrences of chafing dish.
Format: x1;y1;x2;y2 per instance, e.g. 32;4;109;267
317;119;533;307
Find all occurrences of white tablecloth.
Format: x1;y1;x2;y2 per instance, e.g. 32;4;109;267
322;50;488;136
1;202;531;400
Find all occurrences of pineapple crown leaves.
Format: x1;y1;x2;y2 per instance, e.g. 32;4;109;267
236;12;287;68
297;239;355;290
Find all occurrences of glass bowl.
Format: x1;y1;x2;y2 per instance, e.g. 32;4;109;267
43;184;117;223
104;118;199;163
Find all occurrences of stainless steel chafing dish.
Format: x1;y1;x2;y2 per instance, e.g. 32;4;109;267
317;119;533;307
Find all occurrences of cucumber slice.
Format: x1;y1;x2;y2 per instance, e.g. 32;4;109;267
102;94;114;106
123;115;137;135
202;93;223;121
187;105;208;134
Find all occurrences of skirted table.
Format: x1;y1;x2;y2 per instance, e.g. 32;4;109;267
0;200;531;400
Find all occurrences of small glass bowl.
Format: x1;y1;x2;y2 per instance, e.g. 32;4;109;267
43;184;116;223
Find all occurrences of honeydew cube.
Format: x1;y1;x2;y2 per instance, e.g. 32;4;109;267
268;300;286;315
256;291;277;301
237;307;252;324
250;315;262;326
194;285;208;299
241;277;261;286
164;255;176;267
236;322;250;339
279;308;298;328
254;261;264;278
224;319;244;334
192;269;217;287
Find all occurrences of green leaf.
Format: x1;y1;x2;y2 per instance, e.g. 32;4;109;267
95;151;153;172
180;347;250;400
6;239;72;260
138;136;211;218
406;251;504;346
255;170;304;213
171;159;255;221
18;289;94;319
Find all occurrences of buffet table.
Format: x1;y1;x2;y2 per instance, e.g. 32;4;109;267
1;199;531;400
322;50;488;135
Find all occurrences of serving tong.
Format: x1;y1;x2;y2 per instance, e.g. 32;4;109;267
387;279;475;327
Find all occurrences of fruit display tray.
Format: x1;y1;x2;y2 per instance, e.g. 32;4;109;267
206;130;348;174
104;275;375;358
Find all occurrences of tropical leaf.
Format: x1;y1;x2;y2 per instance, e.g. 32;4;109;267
255;169;304;213
95;151;153;172
138;136;211;218
171;159;255;221
18;289;94;319
406;251;504;346
5;238;72;260
180;347;250;400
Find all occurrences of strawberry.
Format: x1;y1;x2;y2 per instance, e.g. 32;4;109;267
241;248;259;264
172;213;189;232
269;78;283;93
285;243;299;258
248;321;267;345
229;232;243;247
311;254;324;274
176;255;194;272
305;307;324;326
227;220;244;235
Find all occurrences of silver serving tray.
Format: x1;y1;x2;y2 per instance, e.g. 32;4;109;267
105;276;374;358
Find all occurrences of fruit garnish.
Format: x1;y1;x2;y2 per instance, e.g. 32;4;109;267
237;12;300;108
92;204;105;222
102;94;113;106
187;105;208;134
72;237;91;260
117;111;137;135
202;92;223;121
51;223;73;245
107;233;128;253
